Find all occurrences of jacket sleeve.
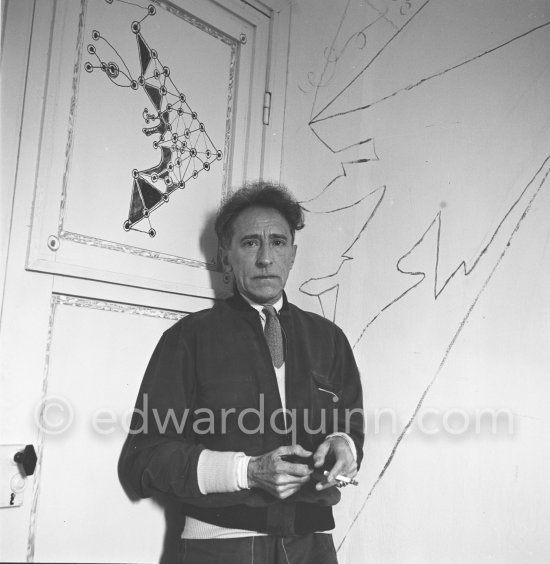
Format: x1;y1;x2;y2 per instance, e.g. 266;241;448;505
333;326;365;469
118;325;205;500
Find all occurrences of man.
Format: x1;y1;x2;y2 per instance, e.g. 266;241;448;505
119;182;364;563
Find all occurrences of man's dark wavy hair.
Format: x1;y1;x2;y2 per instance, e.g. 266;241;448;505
215;181;305;248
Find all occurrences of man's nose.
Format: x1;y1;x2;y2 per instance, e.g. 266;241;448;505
256;244;273;266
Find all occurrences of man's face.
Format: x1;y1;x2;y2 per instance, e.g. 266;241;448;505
222;206;297;305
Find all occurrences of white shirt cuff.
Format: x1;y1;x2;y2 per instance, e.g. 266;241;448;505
197;450;251;494
326;432;357;462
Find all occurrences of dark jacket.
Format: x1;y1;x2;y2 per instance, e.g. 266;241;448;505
119;292;364;535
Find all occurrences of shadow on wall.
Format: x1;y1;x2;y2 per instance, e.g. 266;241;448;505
201;208;235;300
117;439;186;563
115;208;225;562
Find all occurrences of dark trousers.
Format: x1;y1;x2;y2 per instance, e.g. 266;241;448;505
179;533;338;564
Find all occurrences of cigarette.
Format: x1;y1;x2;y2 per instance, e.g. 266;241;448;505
323;470;359;486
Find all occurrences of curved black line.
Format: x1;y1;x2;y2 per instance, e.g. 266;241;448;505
301;194;378;214
312;0;432;122
352;155;550;349
299;187;386;317
313;19;550;125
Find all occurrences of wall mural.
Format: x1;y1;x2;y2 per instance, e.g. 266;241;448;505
84;0;222;238
292;0;550;551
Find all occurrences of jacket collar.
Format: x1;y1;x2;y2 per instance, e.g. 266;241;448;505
226;291;290;314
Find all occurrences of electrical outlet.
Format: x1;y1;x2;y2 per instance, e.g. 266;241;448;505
0;444;28;508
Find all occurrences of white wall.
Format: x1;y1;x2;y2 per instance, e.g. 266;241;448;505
2;0;549;562
280;0;550;562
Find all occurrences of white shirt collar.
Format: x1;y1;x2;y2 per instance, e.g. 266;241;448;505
240;294;283;316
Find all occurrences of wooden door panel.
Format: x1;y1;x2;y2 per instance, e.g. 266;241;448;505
32;295;186;562
1;1;289;560
27;0;269;298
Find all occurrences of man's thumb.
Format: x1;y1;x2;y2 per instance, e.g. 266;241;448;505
290;444;312;458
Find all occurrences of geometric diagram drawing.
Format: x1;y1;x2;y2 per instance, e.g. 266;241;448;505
84;0;222;237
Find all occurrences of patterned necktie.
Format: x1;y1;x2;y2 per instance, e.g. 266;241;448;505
262;306;284;368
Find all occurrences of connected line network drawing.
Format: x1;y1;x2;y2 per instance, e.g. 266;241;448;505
84;0;222;237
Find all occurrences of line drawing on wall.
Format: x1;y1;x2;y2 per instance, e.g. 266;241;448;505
337;157;550;550
296;0;550;550
85;0;222;237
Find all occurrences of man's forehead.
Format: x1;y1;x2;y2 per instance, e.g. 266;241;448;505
232;206;292;236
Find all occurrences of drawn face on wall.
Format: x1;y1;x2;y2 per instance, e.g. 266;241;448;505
221;206;297;305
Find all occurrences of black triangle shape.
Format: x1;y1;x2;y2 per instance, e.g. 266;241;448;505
144;83;162;112
137;33;152;76
128;179;145;224
137;176;163;210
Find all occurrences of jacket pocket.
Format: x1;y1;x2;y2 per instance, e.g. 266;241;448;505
316;386;340;404
311;371;342;406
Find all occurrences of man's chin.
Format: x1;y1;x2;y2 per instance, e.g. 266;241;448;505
242;285;282;305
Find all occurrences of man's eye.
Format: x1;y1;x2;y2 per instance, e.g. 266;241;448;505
243;240;257;247
272;240;286;247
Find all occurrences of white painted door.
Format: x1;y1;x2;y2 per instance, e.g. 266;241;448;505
0;0;290;561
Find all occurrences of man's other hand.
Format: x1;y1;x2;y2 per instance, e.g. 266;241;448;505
313;436;357;491
247;444;313;499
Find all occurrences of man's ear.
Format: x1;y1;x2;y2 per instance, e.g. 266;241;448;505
220;246;233;272
290;244;297;267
